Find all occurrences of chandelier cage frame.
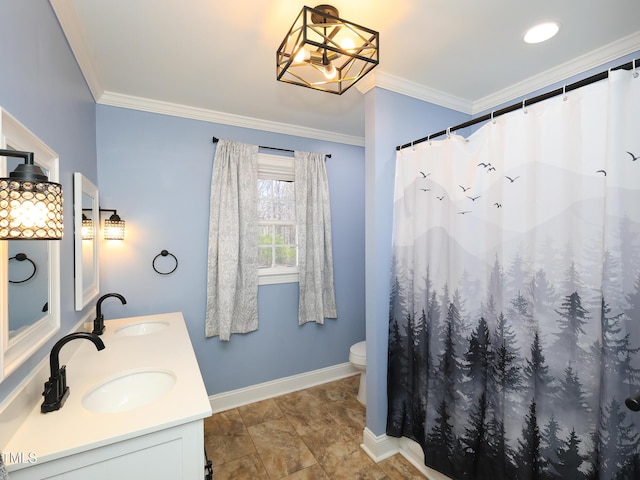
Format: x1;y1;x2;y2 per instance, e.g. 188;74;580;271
276;5;379;94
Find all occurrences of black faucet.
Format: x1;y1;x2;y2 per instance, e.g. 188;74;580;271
92;292;127;335
41;332;105;413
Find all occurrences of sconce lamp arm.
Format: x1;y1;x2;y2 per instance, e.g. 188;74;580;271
99;208;121;221
0;148;49;182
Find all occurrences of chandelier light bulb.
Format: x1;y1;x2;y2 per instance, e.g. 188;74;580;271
340;37;356;53
294;47;309;63
323;63;337;80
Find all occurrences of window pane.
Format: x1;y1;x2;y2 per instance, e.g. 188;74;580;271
274;246;296;267
274;224;296;245
258;246;272;268
272;181;294;221
258;224;272;246
257;179;274;221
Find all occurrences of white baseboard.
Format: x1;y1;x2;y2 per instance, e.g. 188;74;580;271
360;429;452;480
361;427;400;462
208;362;359;413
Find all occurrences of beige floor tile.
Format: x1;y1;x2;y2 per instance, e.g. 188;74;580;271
302;423;360;461
306;377;357;403
321;448;387;480
379;454;428;479
204;429;257;466
334;374;361;397
275;390;337;436
212;453;269;480
328;397;366;441
302;426;386;480
204;408;246;436
203;408;257;466
280;463;331;480
248;418;317;478
238;397;285;427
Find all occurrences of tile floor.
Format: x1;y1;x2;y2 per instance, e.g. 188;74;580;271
204;375;427;479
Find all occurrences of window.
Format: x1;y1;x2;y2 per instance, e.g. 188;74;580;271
257;153;298;285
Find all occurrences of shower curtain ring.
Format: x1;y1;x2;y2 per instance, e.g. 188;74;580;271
446;127;451;138
411;140;415;151
491;111;496;124
427;135;431;145
633;59;639;78
522;100;528;114
562;85;567;101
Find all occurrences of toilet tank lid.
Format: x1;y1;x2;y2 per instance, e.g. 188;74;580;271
350;341;366;356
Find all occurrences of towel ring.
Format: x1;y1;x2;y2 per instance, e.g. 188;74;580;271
152;250;178;275
9;253;37;283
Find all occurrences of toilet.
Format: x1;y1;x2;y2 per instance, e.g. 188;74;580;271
349;341;366;405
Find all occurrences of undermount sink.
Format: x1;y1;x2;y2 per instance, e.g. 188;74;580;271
115;321;169;336
82;370;176;413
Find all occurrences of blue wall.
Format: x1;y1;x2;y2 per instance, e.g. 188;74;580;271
96;106;366;395
0;1;97;400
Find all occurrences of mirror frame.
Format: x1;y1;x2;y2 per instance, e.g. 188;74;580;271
73;173;99;310
0;107;61;382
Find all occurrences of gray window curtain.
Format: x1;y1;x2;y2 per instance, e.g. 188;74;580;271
294;151;337;324
205;139;259;341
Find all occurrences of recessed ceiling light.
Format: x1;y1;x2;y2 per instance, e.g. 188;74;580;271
524;22;560;44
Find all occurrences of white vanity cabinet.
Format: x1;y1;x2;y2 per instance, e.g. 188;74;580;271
9;421;204;480
3;313;212;480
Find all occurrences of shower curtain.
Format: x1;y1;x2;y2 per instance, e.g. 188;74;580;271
387;69;640;479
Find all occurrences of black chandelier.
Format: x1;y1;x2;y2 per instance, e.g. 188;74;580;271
276;4;379;95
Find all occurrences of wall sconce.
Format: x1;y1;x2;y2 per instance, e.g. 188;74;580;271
81;211;94;240
0;148;63;239
276;4;379;94
99;208;125;240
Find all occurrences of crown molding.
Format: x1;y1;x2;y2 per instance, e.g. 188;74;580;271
472;31;640;114
356;32;640;116
356;70;474;114
50;0;103;101
97;91;365;147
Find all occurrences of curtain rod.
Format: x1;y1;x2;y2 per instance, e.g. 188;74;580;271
212;137;331;158
397;58;640;151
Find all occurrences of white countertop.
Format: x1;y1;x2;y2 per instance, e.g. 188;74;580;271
4;312;212;471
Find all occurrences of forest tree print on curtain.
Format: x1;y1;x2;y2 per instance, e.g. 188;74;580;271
387;70;640;480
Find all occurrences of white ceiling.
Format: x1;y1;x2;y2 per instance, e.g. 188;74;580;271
51;0;640;145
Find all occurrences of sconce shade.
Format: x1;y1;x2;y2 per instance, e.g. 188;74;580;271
276;5;379;94
82;213;94;240
0;149;63;240
104;213;125;240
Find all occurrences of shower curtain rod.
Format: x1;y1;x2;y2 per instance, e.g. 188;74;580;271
396;57;640;151
211;137;331;158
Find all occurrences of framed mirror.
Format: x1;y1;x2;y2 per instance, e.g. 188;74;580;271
73;173;99;310
0;108;61;382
